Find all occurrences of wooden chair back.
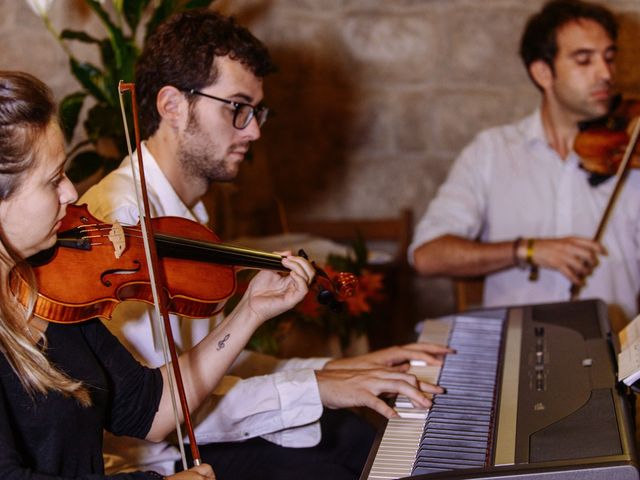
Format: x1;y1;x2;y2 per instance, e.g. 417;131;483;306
284;208;413;266
453;276;485;312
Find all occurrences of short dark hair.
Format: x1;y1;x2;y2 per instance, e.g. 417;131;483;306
519;0;617;72
135;8;275;138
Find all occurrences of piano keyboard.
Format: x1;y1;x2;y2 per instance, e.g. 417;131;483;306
362;300;639;480
366;314;505;479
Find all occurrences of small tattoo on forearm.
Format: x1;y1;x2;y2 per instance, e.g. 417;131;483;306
217;334;230;350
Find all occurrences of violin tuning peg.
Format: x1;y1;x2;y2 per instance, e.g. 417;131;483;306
316;288;333;305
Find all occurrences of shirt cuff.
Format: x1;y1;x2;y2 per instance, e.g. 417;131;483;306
261;368;324;447
275;356;331;372
191;369;323;447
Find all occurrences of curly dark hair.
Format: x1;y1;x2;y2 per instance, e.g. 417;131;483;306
136;8;275;138
520;0;617;73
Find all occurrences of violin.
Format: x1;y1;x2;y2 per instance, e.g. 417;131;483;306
574;97;640;176
11;203;357;324
569;96;640;300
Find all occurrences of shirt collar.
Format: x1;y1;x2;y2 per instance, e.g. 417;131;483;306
131;142;210;225
521;108;581;167
522;108;547;146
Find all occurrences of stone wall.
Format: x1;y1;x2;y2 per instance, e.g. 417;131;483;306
2;0;640;316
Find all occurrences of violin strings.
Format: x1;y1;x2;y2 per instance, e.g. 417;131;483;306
65;223;354;298
70;224;285;270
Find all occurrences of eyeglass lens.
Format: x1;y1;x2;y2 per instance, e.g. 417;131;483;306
235;104;268;129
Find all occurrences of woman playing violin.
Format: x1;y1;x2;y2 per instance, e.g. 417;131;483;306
0;70;316;479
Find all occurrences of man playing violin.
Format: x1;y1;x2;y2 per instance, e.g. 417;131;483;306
79;9;450;480
0;70;322;479
410;0;640;327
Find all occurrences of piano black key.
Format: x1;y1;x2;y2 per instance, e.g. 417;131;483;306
432;395;495;409
422;431;490;443
418;446;487;462
412;466;451;475
421;437;489;451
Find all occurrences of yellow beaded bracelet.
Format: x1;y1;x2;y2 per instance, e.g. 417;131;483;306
526;238;539;281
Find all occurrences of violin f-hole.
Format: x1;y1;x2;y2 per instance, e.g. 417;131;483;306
100;260;142;287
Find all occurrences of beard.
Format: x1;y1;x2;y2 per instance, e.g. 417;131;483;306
177;112;245;184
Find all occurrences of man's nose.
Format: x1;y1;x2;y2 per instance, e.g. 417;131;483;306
243;116;262;141
596;55;614;82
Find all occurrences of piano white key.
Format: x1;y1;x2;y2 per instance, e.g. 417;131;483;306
395;406;429;419
367;319;454;479
416;319;451;344
367;313;507;479
368;416;427;480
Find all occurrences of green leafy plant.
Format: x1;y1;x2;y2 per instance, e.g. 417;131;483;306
27;0;214;183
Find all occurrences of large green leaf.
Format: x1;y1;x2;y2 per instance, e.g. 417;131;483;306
59;92;87;143
84;103;125;142
122;0;153;33
60;29;101;44
69;58;109;103
98;38;138;107
65;150;107;183
145;0;215;42
85;0;128;70
145;0;177;41
184;0;216;9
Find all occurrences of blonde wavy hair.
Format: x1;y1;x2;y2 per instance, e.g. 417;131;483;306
0;71;89;406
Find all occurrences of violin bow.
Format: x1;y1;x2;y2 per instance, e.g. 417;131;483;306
118;81;201;467
569;115;640;300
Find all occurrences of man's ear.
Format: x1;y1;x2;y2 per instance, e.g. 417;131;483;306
156;86;188;128
529;60;554;91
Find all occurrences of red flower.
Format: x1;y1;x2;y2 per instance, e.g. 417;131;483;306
295;290;323;318
311;266;385;317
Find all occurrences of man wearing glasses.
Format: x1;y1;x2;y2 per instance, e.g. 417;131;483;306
81;8;448;480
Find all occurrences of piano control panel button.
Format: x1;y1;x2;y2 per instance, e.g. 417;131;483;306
535;370;545;391
534;402;546;411
531;324;546;391
582;358;593;367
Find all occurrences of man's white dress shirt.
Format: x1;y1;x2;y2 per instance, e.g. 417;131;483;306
410;110;640;322
80;143;327;475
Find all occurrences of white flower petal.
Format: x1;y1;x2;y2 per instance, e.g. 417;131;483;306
24;0;54;17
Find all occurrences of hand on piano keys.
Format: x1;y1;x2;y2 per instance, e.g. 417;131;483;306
366;314;503;479
323;342;455;371
315;342;455;418
315;367;443;419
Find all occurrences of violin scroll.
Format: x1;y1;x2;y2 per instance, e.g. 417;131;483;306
297;249;358;313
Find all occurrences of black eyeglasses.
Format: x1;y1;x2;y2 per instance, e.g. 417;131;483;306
184;89;269;130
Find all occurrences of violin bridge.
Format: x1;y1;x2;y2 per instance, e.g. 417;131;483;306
108;220;126;259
